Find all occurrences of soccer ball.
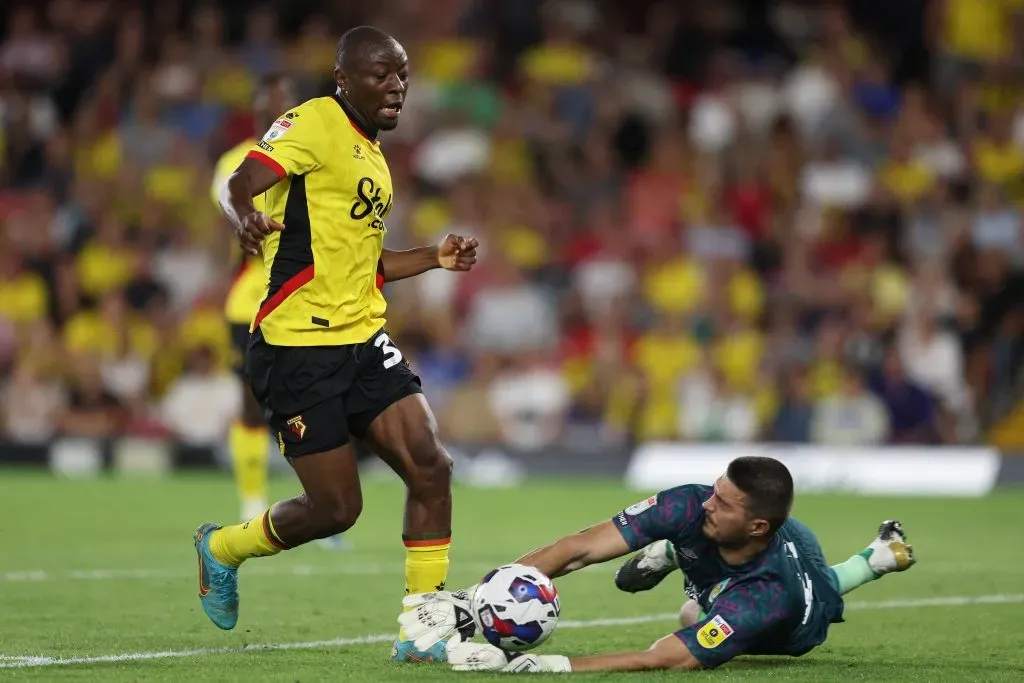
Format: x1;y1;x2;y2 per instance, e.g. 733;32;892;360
471;563;560;652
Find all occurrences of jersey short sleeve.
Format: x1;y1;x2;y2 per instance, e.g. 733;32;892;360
247;106;325;180
612;484;709;551
675;578;790;669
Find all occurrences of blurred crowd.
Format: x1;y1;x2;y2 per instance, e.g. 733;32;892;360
1;0;1023;451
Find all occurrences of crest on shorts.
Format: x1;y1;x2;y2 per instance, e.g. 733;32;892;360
286;415;307;439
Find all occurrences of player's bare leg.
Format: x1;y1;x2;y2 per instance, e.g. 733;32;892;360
366;394;453;662
194;445;363;630
679;599;703;628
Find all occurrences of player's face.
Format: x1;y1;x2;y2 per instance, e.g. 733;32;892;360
344;41;409;131
701;476;752;548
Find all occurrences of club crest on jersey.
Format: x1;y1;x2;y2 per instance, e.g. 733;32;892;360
625;495;657;516
263;117;293;142
696;615;734;649
353;144;365;159
709;579;730;602
286;415;307;439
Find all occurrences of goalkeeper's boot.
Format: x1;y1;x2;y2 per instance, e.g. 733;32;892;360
614;539;679;593
863;520;916;576
390;638;448;663
194;523;239;630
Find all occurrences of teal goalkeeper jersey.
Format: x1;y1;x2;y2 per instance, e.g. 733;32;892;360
614;485;845;668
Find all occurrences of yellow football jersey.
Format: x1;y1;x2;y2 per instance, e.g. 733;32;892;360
212;138;268;325
245;95;391;346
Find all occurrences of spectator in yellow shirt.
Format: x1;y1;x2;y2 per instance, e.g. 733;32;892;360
973;113;1024;202
75;213;139;300
0;249;49;327
879;135;936;206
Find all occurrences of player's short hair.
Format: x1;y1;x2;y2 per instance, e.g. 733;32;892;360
335;25;394;70
727;456;794;536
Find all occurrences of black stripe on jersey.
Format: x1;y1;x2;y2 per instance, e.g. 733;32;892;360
332;93;378;142
265;174;313;301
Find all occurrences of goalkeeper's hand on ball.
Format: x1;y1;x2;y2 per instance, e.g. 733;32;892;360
445;635;572;673
398;586;478;651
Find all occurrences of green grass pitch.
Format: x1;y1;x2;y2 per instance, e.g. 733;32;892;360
1;469;1023;681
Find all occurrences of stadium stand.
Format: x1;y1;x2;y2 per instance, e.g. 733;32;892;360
0;0;1022;452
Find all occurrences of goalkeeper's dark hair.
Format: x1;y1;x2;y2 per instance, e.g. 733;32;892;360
727;456;794;535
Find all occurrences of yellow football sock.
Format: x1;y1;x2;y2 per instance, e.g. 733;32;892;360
401;534;451;640
229;422;269;512
209;510;288;568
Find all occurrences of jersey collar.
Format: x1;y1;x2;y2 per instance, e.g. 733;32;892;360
332;91;379;143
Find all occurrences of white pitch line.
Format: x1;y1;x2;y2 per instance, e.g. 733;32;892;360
0;560;994;584
1;593;1021;670
0;562;513;583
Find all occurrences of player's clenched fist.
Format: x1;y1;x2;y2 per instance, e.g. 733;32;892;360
237;211;285;255
437;234;479;271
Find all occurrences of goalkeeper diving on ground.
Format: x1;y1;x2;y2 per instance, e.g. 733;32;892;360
398;455;916;673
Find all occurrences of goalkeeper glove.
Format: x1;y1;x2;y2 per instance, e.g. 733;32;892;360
446;636;572;673
398;586;478;651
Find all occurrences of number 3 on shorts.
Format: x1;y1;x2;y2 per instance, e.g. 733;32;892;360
374;332;404;369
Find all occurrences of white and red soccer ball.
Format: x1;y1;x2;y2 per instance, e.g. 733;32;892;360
471;563;560;652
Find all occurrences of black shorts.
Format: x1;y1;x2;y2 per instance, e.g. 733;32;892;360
245;327;422;458
229;323;251;379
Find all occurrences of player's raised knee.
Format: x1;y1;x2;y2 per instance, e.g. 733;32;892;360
405;420;451;484
419;437;452;486
317;497;363;537
679;599;701;628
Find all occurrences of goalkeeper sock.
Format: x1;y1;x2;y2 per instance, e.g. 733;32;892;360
401;533;451;639
829;550;878;595
229;422;269;520
209;509;288;568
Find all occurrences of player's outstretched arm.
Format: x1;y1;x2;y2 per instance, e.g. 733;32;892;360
398;521;628;651
220;158;286;255
447;631;702;673
514;519;632;579
380;234;478;282
567;634;701;672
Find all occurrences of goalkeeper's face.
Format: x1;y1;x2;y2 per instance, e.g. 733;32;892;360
701;476;757;549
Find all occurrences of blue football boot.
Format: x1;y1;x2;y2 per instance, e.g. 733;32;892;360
390;638;449;662
194;523;239;630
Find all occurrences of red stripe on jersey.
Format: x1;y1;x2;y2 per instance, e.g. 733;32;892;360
376;272;384;291
252;264;314;330
347;115;375;143
246;150;286;179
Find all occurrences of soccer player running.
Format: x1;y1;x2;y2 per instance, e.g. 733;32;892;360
195;26;478;662
400;456;917;673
